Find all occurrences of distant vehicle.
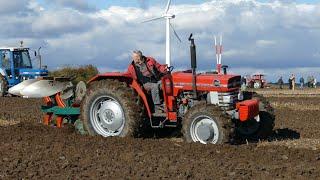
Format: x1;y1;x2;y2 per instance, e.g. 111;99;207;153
0;46;48;96
246;74;267;89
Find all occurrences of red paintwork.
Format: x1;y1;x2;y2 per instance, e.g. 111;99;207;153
43;97;53;125
42;94;66;128
161;74;176;120
89;70;241;122
236;99;259;121
172;71;241;96
55;93;66;128
167;112;177;121
88;72;132;83
130;80;152;118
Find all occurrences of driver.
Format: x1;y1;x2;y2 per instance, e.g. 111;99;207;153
127;50;168;113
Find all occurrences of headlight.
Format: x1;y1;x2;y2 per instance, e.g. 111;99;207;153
222;96;232;103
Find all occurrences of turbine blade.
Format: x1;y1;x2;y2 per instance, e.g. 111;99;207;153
165;0;171;13
141;16;163;23
170;23;182;43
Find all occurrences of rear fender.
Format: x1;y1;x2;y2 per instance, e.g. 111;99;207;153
88;72;152;118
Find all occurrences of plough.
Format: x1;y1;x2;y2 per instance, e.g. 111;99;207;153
9;77;87;133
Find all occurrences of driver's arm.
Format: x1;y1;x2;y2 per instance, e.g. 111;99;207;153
151;58;168;74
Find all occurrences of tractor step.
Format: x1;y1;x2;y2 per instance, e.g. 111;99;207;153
152;112;166;117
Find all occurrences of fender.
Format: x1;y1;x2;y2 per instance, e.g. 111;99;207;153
88;72;152;118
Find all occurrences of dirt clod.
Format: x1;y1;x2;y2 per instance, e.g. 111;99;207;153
0;95;320;179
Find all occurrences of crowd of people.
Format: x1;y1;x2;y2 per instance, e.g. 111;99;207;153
277;75;317;90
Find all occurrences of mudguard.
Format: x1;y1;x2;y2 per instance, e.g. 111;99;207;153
88;72;152;118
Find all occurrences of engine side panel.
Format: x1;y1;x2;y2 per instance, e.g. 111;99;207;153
172;71;241;96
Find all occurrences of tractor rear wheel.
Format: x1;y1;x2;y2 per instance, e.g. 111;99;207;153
238;92;275;139
0;75;7;97
182;103;234;144
80;79;145;137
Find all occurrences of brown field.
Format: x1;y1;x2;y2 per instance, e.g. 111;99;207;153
0;89;320;179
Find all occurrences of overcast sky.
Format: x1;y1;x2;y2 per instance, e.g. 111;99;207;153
1;0;320;82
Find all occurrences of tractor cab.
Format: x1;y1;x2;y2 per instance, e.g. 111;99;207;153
0;47;48;95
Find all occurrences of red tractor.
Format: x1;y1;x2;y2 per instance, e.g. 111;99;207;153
246;74;267;89
80;34;275;144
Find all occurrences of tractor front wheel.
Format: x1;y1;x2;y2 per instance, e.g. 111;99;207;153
253;81;262;89
0;75;7;97
182;103;234;144
81;79;145;137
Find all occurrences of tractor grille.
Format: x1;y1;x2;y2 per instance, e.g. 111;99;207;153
218;90;239;110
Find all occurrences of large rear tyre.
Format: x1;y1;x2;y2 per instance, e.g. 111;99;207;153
182;103;234;144
0;75;7;97
80;79;145;137
238;92;275;139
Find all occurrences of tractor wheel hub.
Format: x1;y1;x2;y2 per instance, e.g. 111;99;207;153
196;124;214;141
98;100;124;132
191;116;220;144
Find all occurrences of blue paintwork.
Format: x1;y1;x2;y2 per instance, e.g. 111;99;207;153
0;48;48;88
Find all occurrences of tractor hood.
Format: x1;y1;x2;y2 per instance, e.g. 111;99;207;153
172;70;241;92
19;68;48;77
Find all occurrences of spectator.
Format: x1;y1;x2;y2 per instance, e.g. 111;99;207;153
290;74;295;90
311;76;315;88
314;77;317;88
288;77;292;90
307;76;311;87
278;76;284;89
299;76;304;89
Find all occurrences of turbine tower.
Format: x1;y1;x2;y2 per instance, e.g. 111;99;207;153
142;0;181;67
214;35;223;74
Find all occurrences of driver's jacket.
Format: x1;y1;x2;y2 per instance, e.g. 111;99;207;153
127;56;167;84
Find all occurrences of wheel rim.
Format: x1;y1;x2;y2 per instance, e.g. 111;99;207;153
90;95;125;137
254;82;260;89
190;115;220;144
237;117;260;135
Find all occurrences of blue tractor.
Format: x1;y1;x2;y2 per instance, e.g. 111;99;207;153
0;47;48;96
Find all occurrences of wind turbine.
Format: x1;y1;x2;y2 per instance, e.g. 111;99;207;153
142;0;181;67
214;35;223;74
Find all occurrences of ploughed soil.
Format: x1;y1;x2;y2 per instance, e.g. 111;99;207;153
1;93;320;179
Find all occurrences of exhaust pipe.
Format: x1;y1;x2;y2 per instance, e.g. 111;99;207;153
222;65;228;75
188;33;197;99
